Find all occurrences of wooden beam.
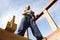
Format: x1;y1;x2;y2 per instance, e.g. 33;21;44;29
43;10;58;31
46;28;60;40
0;28;28;40
35;0;57;21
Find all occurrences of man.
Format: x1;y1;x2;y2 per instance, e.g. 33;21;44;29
17;5;43;40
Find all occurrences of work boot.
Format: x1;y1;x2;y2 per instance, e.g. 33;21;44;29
37;36;43;40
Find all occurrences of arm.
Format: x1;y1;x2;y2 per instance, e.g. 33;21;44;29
22;10;29;15
22;10;26;15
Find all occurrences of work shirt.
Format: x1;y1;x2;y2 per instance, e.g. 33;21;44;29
23;10;35;19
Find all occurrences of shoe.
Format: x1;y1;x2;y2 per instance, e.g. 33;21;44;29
37;37;43;40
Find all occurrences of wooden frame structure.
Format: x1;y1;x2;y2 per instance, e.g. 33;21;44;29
24;0;58;39
35;0;58;31
35;0;57;21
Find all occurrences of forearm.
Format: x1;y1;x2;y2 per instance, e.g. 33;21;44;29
22;10;29;15
22;12;27;15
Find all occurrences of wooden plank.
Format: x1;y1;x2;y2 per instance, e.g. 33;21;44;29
0;28;28;40
47;28;60;40
43;10;58;31
42;29;60;40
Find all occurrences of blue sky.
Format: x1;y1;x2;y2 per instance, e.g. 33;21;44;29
0;0;60;40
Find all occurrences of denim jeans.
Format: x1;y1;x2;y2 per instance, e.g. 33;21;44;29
17;15;43;40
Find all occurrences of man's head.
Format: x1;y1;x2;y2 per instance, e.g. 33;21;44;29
25;5;30;10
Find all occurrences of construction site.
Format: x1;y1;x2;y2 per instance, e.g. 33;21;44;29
0;0;60;40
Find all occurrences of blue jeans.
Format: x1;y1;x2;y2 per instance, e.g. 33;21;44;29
17;15;43;40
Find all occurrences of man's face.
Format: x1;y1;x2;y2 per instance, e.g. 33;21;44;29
25;5;30;10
